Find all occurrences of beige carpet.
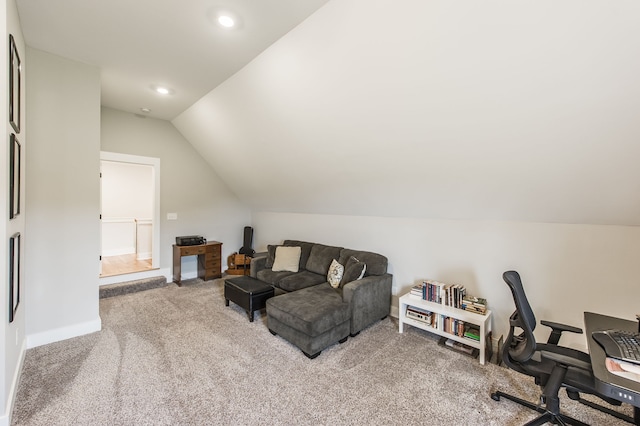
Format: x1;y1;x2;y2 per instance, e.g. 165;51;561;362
11;278;634;425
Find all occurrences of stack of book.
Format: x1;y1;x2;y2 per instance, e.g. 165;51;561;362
463;324;481;341
443;338;477;356
461;295;487;315
410;280;448;303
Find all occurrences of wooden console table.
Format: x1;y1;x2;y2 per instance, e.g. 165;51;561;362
172;241;222;285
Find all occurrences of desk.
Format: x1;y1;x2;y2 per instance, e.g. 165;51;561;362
584;312;640;424
172;241;222;285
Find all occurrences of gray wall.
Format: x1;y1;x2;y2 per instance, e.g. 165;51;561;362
25;48;102;346
100;107;251;276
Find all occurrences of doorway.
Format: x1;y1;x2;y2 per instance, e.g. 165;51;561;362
100;152;160;277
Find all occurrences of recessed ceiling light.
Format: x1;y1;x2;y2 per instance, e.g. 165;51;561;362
140;108;151;113
156;87;170;95
218;15;235;28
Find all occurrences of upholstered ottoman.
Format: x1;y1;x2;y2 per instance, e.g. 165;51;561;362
225;276;274;322
266;283;351;359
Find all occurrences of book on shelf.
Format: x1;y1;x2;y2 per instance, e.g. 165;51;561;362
462;295;487;314
442;315;466;337
438;337;479;358
463;324;481;341
407;282;488;315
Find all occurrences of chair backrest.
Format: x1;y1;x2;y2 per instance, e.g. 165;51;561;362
502;270;538;363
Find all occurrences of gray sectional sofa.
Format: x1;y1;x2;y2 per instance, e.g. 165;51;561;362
250;240;392;359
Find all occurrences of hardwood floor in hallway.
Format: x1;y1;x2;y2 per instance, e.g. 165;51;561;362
101;253;153;277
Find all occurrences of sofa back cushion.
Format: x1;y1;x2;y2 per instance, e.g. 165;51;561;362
305;244;343;276
283;240;314;271
338;249;388;277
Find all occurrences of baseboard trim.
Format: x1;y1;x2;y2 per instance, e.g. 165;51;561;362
99;267;171;286
26;317;102;349
0;339;26;426
390;305;399;319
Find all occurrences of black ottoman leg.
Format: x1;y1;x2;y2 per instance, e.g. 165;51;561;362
248;311;254;322
339;337;348;344
225;299;229;307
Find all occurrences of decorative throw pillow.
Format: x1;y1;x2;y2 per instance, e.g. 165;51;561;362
271;246;301;272
340;256;366;287
327;259;344;288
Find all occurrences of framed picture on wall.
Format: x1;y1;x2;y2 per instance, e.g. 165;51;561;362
9;233;20;323
10;133;21;219
9;34;21;134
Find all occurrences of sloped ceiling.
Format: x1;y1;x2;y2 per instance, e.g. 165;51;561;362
17;0;330;120
173;0;640;226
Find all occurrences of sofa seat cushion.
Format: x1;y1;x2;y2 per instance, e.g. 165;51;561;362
338;249;388;277
305;244;343;276
266;284;350;337
256;269;296;286
278;270;327;292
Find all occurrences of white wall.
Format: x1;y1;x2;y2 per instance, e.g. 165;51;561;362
252;212;640;351
1;0;25;423
101;161;153;219
174;0;640;227
100;107;251;277
171;0;640;351
25;48;101;347
101;161;154;256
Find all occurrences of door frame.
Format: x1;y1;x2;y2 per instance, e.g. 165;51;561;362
100;151;161;274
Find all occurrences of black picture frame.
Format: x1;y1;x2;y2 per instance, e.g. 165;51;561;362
9;34;21;134
9;233;20;323
10;133;20;219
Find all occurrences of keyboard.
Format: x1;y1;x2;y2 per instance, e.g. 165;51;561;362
592;329;640;365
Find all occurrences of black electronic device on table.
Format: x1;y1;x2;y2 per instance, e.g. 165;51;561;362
175;235;206;246
592;329;640;365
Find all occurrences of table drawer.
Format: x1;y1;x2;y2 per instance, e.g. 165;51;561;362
180;246;206;256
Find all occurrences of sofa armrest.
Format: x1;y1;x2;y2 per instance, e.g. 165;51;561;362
250;252;268;278
342;273;392;335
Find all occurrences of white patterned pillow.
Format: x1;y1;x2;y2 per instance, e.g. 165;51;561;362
327;259;344;288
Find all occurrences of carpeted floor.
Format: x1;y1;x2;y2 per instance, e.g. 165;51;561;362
11;278;635;425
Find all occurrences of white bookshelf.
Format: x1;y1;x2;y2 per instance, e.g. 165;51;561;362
398;292;493;365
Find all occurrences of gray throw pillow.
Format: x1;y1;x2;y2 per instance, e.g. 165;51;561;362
340;256;366;287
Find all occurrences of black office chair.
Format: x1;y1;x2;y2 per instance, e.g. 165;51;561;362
491;270;631;425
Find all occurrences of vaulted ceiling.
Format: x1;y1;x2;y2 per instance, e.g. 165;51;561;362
17;0;329;120
17;1;640;226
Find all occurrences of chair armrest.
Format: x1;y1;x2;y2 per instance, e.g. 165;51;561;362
540;320;583;345
249;253;268;278
540;351;592;372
